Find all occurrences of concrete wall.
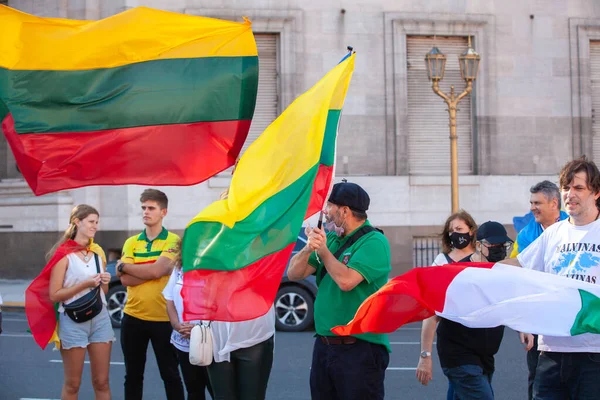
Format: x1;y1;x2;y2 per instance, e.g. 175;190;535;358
0;175;551;278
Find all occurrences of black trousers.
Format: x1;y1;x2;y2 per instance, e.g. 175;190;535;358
121;313;184;400
527;334;540;400
206;335;274;400
310;337;389;400
534;351;600;400
175;347;213;400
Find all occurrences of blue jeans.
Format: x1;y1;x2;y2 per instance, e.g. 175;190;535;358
443;364;494;400
310;337;389;400
534;351;600;400
447;380;455;400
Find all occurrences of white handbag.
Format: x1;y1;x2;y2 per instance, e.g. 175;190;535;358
189;322;213;366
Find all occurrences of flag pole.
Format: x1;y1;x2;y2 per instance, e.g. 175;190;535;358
316;47;354;231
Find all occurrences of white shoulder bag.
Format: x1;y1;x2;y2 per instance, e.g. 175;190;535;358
189;322;213;366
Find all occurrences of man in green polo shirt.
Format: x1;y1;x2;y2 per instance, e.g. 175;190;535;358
288;181;391;400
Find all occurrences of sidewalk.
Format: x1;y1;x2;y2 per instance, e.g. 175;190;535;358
0;279;30;309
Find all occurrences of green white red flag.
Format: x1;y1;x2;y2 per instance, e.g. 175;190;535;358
333;262;600;337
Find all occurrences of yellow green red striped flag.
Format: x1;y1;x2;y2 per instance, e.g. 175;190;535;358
0;5;258;195
181;53;356;322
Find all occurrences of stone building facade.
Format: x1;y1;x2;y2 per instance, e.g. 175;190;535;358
2;0;600;278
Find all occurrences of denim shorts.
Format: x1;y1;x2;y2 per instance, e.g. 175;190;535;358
58;306;115;349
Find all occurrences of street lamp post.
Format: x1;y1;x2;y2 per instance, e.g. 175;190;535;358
425;37;481;213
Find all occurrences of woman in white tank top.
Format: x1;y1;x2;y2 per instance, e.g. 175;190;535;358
48;204;114;400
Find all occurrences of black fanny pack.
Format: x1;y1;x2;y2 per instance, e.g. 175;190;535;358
63;253;103;323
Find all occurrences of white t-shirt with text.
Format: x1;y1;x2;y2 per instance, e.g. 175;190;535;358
518;218;600;352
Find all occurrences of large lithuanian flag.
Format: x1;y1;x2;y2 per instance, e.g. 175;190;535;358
333;262;600;337
0;5;258;195
181;54;355;322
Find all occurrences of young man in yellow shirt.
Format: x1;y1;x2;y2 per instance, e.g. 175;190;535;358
116;189;184;400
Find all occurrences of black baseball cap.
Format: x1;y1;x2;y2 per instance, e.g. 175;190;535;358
328;182;370;212
476;221;512;244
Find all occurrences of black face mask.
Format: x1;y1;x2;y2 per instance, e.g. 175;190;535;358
486;246;507;262
450;232;472;250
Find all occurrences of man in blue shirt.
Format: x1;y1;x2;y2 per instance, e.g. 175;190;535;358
511;181;567;258
510;180;567;400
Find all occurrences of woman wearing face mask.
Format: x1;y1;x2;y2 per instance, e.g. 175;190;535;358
433;210;478;266
417;220;513;400
417;210;477;399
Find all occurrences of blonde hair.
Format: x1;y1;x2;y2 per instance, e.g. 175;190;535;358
173;238;183;270
220;188;229;200
46;204;99;260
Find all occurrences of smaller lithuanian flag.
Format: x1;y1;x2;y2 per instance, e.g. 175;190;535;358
180;53;355;322
0;5;258;195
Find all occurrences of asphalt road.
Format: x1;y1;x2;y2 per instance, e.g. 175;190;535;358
0;310;528;399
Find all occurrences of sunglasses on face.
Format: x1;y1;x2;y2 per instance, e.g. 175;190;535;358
480;240;513;250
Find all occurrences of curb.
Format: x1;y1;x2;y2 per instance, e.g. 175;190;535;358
2;302;25;312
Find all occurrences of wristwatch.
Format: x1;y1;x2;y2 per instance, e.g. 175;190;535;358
420;351;432;358
118;263;125;273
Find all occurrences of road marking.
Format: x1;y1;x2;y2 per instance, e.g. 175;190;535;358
2;318;28;322
390;341;436;345
311;366;417;371
49;359;124;365
19;398;60;400
1;333;32;337
3;301;25;307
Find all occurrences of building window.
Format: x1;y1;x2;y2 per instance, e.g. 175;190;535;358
406;35;474;175
241;33;280;155
412;237;441;267
591;41;600;161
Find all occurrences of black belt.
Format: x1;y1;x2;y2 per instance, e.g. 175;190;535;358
319;335;357;345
